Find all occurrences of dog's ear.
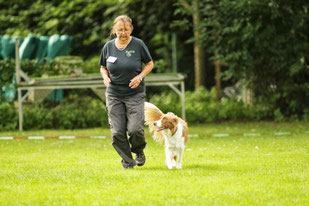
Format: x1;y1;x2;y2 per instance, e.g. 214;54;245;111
172;117;178;124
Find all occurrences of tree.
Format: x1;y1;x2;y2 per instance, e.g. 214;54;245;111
175;0;205;90
123;0;177;72
199;0;309;117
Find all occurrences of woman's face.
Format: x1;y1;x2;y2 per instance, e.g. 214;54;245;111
114;21;132;42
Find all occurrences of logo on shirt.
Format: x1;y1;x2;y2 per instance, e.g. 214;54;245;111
125;50;135;57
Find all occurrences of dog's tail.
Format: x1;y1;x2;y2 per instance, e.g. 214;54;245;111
144;102;164;143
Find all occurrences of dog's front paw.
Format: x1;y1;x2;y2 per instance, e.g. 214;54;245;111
176;164;182;169
172;160;177;167
167;165;173;170
166;162;173;169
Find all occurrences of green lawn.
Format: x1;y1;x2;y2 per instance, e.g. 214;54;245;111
0;122;308;205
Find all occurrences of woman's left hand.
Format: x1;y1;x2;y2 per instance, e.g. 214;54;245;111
129;75;142;88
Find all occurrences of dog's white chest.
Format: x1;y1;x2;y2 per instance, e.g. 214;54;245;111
164;123;185;149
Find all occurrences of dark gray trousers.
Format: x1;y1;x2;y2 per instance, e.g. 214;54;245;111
106;92;146;165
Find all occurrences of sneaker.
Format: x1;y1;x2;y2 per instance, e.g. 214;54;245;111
135;151;146;166
121;160;136;169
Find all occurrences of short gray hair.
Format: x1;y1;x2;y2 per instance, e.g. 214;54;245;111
111;15;133;36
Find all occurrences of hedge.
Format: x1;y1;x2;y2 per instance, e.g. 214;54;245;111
1;87;308;131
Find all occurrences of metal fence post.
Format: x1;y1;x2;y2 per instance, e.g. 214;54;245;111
181;81;186;121
15;37;23;131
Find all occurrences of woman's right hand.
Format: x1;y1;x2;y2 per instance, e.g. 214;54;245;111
103;77;111;87
100;66;111;88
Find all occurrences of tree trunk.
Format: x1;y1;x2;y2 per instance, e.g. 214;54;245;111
192;0;205;90
214;61;221;102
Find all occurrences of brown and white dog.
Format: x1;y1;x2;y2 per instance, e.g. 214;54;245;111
144;102;188;169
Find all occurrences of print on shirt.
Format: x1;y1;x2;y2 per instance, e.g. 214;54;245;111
125;50;135;57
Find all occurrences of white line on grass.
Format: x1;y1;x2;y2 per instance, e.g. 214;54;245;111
274;132;290;136
188;134;199;138
244;133;261;136
90;136;106;139
213;134;229;137
0;137;13;140
28;136;45;140
59;136;76;139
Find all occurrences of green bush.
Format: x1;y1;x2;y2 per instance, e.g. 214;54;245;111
0;96;108;131
303;109;309;122
153;59;168;73
274;109;285;123
0;58;56;78
83;56;100;74
1;86;304;131
196;0;309;119
0;59;15;102
23;104;54;130
0;103;18;130
185;87;218;123
149;87;272;124
21;58;57;77
50;95;107;129
148;91;182;116
24;95;107;129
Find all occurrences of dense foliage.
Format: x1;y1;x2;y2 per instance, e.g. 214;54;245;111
23;95;108;130
1;0;308;123
0;95;108;131
0;0;192;76
0;0;178;60
175;0;309;118
0;0;116;58
149;87;274;123
204;0;309;117
0;103;18;130
2;87;304;131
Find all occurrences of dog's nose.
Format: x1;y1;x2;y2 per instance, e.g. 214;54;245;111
154;122;157;126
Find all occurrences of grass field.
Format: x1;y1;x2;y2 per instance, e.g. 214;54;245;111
0;122;308;205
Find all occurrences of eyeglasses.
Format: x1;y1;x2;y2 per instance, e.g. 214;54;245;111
117;29;131;34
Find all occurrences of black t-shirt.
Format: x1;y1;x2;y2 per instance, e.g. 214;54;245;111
99;36;152;96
